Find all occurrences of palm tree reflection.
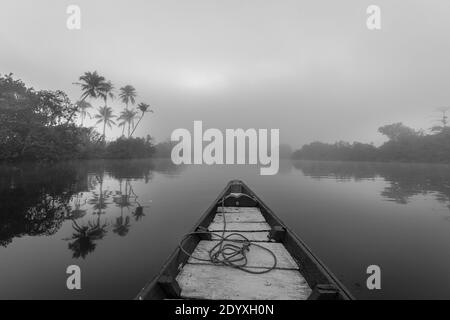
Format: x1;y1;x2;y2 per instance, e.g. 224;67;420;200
67;218;107;259
89;191;110;213
132;205;145;221
113;179;134;210
65;176;151;258
113;216;131;237
0;159;177;259
67;193;87;220
88;174;111;215
112;180;146;235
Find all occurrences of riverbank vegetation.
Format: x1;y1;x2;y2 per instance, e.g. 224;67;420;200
0;73;162;162
293;121;450;163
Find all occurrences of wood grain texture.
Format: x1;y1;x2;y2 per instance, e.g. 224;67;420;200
213;211;266;223
208;222;271;232
176;264;311;300
217;206;261;213
187;240;299;270
210;231;271;242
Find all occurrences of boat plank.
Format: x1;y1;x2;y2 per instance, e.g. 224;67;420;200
187;240;299;270
210;231;270;242
217;207;261;214
213;212;266;223
176;264;311;300
208;222;271;232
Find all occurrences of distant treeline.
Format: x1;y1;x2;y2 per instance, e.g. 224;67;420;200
292;123;450;163
0;73;169;162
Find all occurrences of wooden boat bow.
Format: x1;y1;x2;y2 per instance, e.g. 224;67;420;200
136;180;354;300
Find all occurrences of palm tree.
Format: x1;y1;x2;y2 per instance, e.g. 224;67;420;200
118;117;127;136
76;101;92;127
117;110;129;136
103;81;115;107
119;85;137;110
117;109;138;137
68;71;108;123
77;71;108;101
94;106;116;140
130;103;153;137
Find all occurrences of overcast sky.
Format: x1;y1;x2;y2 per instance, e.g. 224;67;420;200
1;0;450;148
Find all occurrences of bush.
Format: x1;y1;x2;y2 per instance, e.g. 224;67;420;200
105;136;154;159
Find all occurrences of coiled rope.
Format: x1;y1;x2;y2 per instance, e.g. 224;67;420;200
178;197;277;274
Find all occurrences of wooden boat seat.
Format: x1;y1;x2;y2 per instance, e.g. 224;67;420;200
177;264;311;300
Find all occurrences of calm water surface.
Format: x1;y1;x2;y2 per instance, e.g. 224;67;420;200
1;159;450;299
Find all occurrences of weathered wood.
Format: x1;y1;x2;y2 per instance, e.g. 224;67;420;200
308;284;341;300
268;225;286;242
187;240;299;270
230;184;242;194
208;222;271;232
217;206;261;214
177;263;311;300
213;211;266;223
158;275;181;298
210;231;270;242
223;194;257;207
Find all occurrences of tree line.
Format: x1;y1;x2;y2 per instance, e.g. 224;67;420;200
292;121;450;163
0;72;159;161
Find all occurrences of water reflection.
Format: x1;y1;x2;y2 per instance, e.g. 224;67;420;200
66;218;108;259
293;160;450;207
68;194;87;220
0;159;182;259
2;159;450;299
0;164;78;247
132;206;146;221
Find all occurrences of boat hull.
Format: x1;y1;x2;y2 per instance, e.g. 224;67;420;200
136;180;354;300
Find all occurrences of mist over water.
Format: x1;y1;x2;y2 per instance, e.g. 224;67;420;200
2;1;450;147
1;159;449;299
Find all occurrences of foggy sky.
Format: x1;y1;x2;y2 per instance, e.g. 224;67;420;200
1;0;450;148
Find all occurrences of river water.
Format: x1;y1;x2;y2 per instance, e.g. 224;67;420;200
1;159;449;299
